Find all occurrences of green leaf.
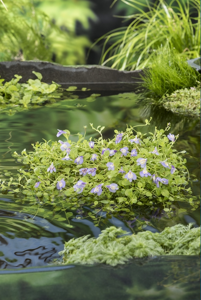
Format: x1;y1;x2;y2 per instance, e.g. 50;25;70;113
32;71;43;80
125;189;133;198
161;189;169;197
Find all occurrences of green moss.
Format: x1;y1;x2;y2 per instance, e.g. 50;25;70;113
58;224;200;266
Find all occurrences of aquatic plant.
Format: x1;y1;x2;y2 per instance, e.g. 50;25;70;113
58;224;200;266
162;83;200;118
1;121;198;224
96;0;200;71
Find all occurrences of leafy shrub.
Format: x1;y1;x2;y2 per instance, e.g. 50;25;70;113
1;121;198;224
58;224;200;266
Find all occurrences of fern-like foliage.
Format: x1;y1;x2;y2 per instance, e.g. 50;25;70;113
59;224;200;266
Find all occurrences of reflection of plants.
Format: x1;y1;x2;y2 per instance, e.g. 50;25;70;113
1;122;198;225
98;0;200;71
0;0;92;64
59;225;200;266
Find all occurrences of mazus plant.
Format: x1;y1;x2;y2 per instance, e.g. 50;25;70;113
96;0;200;71
0;121;198;225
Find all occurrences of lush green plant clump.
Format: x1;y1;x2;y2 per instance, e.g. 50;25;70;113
58;225;200;266
97;0;200;71
1;121;197;225
162;83;200;117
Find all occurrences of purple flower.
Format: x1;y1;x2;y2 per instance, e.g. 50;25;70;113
106;183;119;193
120;147;129;156
115;133;123;144
47;163;56;173
131;149;137;157
60;142;71;152
119;167;125;174
137;158;147;168
91;154;98;161
129;136;141;144
125;171;137;182
57;178;66;190
160;161;170;168
34;181;41;188
140;168;151;178
91;184;103;196
102;148;110;155
158;178;169;185
62;154;72;161
109;149;117;156
87;168;97;176
167;133;175;142
89;141;94;148
57;129;66;137
79;168;88;176
152;174;160;188
58;140;64;144
171;165;176;174
151;147;159;155
106;162;115;171
74;156;84;165
73;180;87;194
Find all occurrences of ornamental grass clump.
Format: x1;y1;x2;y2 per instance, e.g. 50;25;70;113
58;225;200;266
1;121;197;224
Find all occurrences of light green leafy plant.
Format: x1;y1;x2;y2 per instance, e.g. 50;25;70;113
58;224;200;266
97;0;200;71
1;121;198;225
162;83;200;118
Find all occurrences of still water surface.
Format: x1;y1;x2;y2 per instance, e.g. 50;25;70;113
0;92;200;269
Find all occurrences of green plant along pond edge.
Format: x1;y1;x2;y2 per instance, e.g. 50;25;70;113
1;121;198;227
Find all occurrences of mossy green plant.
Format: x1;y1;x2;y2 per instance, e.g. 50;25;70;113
162;84;200;118
58;224;200;266
1;121;198;225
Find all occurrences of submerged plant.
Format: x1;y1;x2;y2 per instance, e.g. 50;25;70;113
96;0;200;71
58;224;200;266
1;121;198;224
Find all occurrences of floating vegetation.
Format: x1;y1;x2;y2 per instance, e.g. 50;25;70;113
58;225;200;266
1;121;198;226
162;83;200;118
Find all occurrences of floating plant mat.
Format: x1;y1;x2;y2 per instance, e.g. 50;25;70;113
0;91;200;269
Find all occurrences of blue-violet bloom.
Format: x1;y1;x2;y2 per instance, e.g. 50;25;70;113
57;178;66;190
152;174;160;188
62;154;72;161
125;171;137;182
102;148;110;155
57;129;66;137
120;147;129;156
140;168;151;177
106;162;115;171
137;158;147;168
119;167;125;174
106;183;119;193
115;133;123;144
131;149;137;157
79;168;88;176
171;165;176;174
109;149;117;156
151;147;159;155
60;142;71;152
91;153;98;161
129;136;141;144
87;168;97;176
34;181;41;188
158;178;169;185
160;161;170;168
91;184;103;196
74;156;84;165
47;163;56;173
73;180;86;194
89;141;94;148
167;133;175;142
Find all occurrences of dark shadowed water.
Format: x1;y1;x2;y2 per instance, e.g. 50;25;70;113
0;92;200;298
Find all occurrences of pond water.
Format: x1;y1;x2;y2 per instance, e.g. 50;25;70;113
0;92;200;270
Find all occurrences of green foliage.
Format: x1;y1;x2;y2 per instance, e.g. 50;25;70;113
1;121;198;224
0;0;92;64
97;0;200;70
58;224;200;266
162;83;200;118
139;48;201;100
